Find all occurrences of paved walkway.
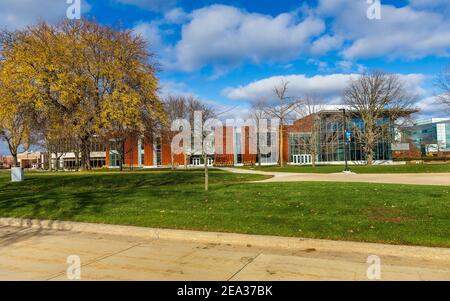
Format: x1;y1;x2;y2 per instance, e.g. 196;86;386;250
222;168;450;186
0;225;449;281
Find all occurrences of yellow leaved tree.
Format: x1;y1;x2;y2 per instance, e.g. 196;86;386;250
0;20;165;170
0;31;38;168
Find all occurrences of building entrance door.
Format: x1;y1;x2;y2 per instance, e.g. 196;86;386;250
291;154;312;165
192;157;201;166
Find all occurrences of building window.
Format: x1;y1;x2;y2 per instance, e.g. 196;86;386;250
138;138;145;166
289;133;311;157
109;140;121;167
155;137;162;166
316;115;393;163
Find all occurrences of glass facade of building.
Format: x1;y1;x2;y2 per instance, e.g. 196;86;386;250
409;119;450;153
155;137;162;166
138;138;145;166
410;124;437;149
288;114;394;163
317;116;393;162
288;133;312;162
447;124;450;149
63;157;106;169
109;140;121;168
317;117;346;162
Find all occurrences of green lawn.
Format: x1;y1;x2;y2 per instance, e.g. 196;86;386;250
0;170;449;247
243;163;450;174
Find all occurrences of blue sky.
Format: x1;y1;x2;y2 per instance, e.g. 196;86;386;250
1;0;450;154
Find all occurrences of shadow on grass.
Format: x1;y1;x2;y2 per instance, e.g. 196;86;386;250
0;170;258;222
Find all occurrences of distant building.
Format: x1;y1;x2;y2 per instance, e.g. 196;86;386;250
284;110;396;165
1;111;418;170
408;118;450;155
45;137;107;170
0;152;45;169
107;110;404;168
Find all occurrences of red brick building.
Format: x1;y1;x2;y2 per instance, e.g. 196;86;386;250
106;110;403;168
107;125;279;168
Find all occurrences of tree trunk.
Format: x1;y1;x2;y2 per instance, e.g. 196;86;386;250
46;151;51;170
12;154;18;168
257;128;261;167
279;124;284;167
56;154;60;171
80;137;91;171
311;122;317;168
311;143;316;168
53;153;58;171
366;148;374;165
7;141;19;168
120;140;124;172
49;153;54;171
204;154;208;192
75;149;80;172
366;132;375;165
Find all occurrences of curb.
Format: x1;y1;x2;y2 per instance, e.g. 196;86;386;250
1;217;449;262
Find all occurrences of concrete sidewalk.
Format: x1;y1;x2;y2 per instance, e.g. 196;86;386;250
0;220;449;281
222;168;450;186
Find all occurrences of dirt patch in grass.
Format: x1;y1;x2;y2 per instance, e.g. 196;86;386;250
364;207;412;224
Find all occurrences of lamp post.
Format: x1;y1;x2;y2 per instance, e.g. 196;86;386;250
340;108;349;172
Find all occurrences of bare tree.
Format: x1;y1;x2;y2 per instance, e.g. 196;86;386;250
48;139;67;171
344;71;416;165
183;97;216;192
437;65;450;108
295;94;324;167
264;80;299;167
249;100;267;167
194;100;215;192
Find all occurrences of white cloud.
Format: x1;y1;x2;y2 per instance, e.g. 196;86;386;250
131;2;450;74
172;5;325;72
317;0;450;60
337;60;354;72
114;0;176;12
132;21;177;64
310;34;343;55
158;80;197;99
217;105;250;121
415;95;450;117
158;80;249;120
306;59;330;72
133;21;163;50
306;58;367;74
164;7;189;24
223;73;426;104
224;74;359;102
0;0;91;30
